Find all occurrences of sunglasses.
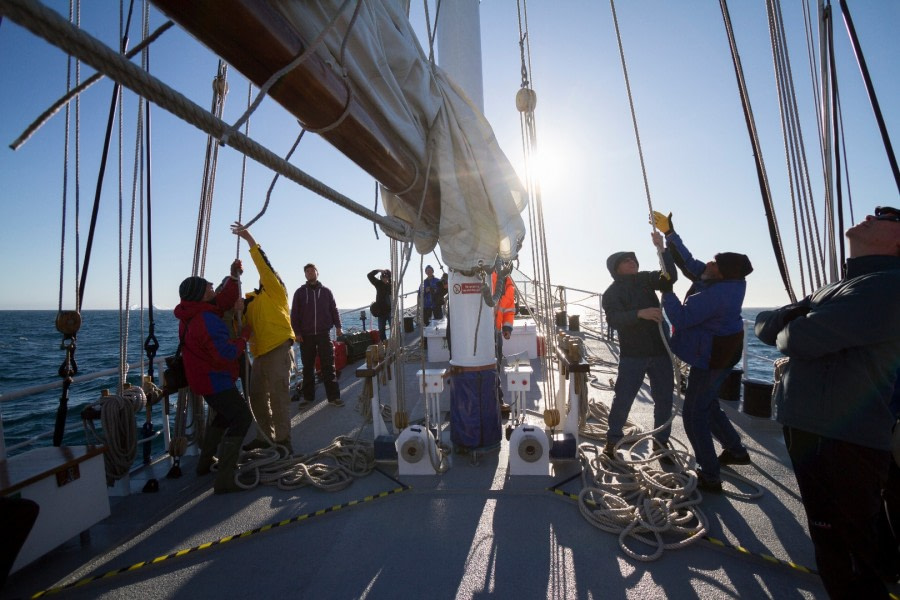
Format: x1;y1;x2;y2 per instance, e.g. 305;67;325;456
874;206;900;222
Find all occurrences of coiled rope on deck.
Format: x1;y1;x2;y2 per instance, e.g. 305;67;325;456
230;434;375;493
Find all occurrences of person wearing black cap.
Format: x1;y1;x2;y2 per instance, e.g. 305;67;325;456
367;268;392;341
601;231;677;461
755;206;900;597
173;258;253;494
419;265;444;326
652;210;753;493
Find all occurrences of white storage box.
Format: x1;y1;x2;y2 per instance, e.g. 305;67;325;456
503;318;537;359
424;319;450;362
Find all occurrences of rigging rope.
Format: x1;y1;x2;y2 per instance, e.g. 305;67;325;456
718;0;797;302
515;0;558;410
218;0;358;146
10;19;174;151
0;0;410;240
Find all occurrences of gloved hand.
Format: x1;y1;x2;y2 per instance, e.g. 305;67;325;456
652;211;674;234
781;302;810;325
657;273;673;293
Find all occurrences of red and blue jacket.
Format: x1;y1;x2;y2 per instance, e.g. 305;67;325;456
173;277;247;396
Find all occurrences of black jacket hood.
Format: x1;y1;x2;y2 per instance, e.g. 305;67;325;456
606;251;638;278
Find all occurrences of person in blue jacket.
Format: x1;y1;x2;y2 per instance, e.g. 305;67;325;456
755;205;900;598
419;265;445;326
652;211;752;492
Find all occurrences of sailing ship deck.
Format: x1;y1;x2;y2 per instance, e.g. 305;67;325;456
4;325;834;599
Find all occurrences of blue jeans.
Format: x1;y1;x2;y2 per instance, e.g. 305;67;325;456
607;354;674;445
682;366;744;481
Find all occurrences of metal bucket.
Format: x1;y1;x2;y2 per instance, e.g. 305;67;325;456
555;311;567;328
742;378;774;418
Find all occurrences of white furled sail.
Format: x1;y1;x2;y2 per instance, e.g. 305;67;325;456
276;0;527;270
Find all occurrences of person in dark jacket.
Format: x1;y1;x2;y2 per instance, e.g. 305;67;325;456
601;231;676;460
291;263;344;406
173;260;253;494
755;205;900;598
419;265;445;325
653;211;752;492
367;268;392;341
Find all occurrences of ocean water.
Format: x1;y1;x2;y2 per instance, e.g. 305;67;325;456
0;308;368;460
0;308;781;460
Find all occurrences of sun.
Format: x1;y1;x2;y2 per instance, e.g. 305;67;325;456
515;147;565;199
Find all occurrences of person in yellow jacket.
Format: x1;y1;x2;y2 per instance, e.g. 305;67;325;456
492;272;515;417
232;222;296;454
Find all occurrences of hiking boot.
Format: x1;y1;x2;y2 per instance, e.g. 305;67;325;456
718;448;751;466
327;397;344;407
658;454;676;467
602;442;616;459
214;437;244;494
196;425;225;476
276;439;294;456
696;471;722;493
241;438;270;452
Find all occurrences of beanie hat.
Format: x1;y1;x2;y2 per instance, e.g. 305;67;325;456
606;251;638;277
179;276;210;302
715;252;753;279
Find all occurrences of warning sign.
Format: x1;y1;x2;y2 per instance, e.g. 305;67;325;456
453;282;482;295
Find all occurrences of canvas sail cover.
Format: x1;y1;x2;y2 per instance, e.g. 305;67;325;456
276;0;526;270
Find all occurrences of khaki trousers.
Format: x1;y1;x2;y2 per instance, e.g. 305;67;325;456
249;340;293;443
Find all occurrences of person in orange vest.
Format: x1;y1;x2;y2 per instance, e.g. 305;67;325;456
493;272;515;417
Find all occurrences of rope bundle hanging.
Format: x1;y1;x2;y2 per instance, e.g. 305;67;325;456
82;389;139;483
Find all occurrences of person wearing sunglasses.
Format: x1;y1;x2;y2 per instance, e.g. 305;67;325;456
755;205;900;598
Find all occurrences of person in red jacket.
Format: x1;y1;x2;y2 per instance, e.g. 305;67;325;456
174;259;253;494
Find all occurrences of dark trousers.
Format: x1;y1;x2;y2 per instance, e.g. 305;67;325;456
784;426;893;598
300;332;340;401
879;460;900;581
424;305;444;326
204;386;252;439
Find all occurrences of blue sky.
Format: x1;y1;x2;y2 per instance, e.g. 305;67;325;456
1;1;897;312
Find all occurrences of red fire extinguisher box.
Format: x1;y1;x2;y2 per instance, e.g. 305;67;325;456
315;340;347;376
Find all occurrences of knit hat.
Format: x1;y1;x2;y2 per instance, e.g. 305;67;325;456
715;253;753;279
606;252;638;277
179;276;210;302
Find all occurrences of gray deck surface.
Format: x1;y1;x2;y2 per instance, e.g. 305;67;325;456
3;326;845;599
